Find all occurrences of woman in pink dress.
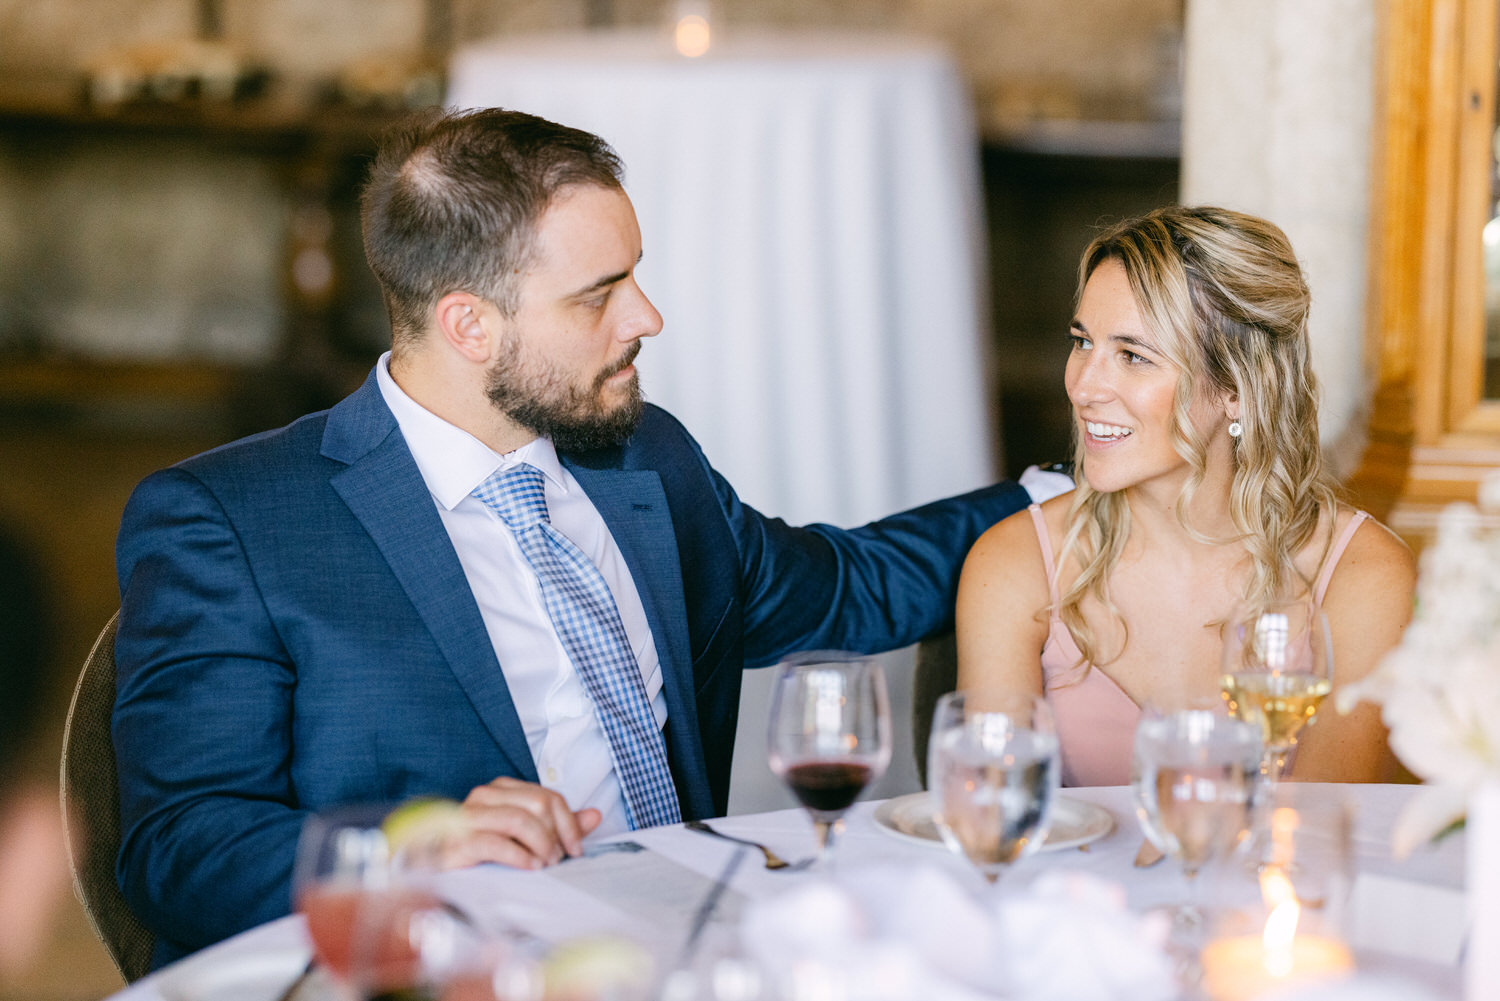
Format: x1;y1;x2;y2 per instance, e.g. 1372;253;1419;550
956;206;1415;786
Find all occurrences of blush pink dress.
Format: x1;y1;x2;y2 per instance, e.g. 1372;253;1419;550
1030;505;1370;787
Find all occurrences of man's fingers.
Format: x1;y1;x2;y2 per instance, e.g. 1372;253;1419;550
444;826;552;871
576;807;603;837
455;802;566;866
545;798;591;857
455;777;590;868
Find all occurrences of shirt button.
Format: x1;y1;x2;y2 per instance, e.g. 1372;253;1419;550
546;767;559;783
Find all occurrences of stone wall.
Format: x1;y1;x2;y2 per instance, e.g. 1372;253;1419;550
0;0;1185;367
0;0;1183;125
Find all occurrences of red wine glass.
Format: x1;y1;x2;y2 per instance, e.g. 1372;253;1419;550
766;655;892;867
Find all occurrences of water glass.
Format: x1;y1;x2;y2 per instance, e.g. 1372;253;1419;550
1132;707;1264;937
926;690;1060;885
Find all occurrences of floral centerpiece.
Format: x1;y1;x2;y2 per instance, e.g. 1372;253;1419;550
1337;475;1500;857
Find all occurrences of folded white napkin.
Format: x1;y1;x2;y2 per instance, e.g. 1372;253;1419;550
1264;974;1448;1001
738;865;1174;1001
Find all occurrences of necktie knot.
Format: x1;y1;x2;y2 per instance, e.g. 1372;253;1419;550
475;463;550;531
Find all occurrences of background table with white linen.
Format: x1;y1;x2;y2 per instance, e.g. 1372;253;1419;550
445;28;1001;814
114;784;1466;1001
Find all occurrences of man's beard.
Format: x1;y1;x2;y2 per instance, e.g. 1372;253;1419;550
485;339;644;453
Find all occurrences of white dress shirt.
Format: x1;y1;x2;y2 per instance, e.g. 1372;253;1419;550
375;354;664;838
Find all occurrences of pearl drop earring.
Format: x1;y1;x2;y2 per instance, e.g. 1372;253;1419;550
1228;420;1243;439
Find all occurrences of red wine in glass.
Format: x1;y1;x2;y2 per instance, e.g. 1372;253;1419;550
767;656;892;866
783;760;874;816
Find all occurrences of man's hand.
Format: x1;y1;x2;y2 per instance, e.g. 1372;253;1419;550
446;776;602;870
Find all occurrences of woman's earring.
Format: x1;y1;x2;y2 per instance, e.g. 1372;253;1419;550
1228;420;1244;439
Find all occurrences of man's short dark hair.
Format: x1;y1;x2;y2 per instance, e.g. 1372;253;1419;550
360;107;625;344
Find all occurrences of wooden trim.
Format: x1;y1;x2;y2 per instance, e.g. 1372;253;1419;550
1348;0;1500;547
1413;0;1461;441
1446;0;1497;427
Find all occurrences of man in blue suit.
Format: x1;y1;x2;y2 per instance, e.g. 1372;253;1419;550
113;107;1031;965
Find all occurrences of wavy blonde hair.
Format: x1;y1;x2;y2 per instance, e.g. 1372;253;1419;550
1056;206;1339;667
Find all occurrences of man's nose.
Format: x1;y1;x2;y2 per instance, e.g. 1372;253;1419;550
620;280;663;340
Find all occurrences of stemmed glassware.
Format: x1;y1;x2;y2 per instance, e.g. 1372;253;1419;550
1131;706;1265;940
1219;599;1333;784
766;655;892;867
292;803;473;1000
926;691;1060;886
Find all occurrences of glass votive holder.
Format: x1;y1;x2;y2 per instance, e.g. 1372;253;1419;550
1199;800;1357;1001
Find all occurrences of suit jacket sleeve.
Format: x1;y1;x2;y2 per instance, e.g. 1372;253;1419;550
638;407;1031;669
113;465;305;960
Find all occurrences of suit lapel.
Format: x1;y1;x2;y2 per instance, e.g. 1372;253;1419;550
564;461;713;818
324;378;538;783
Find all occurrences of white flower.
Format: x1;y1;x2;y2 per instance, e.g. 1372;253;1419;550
1340;473;1500;854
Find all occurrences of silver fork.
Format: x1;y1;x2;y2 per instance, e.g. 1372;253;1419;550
684;820;813;871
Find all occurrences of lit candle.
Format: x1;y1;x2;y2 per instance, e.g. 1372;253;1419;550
1200;895;1354;1001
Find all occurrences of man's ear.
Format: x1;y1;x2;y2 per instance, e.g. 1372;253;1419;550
433;292;493;363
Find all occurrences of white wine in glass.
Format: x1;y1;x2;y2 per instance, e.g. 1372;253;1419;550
766;655;892;865
1220;600;1333;782
927;691;1060;885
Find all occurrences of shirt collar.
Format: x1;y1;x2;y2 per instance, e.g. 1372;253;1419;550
374;352;569;511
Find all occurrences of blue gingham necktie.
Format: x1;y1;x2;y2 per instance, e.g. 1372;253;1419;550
474;463;681;829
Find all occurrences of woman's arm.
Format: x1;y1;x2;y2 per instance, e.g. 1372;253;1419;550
1292;516;1417;781
954;504;1056;700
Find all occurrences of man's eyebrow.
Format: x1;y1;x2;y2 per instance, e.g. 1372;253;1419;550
568;252;644;298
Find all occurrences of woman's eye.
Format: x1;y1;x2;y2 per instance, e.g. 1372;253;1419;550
1123;349;1149;365
1068;333;1092;351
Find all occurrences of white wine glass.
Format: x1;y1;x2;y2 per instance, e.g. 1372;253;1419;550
766;654;892;867
1219;600;1333;784
926;690;1060;886
1132;707;1264;942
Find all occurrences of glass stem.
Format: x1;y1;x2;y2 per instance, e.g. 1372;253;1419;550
1262;746;1291;784
812;816;843;866
1176;867;1204;935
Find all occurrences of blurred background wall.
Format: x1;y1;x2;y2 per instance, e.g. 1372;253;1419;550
0;2;1193;997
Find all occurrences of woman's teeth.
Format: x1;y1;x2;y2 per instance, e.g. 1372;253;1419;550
1086;421;1132;439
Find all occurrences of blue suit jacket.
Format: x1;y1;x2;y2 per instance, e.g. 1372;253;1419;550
113;371;1028;964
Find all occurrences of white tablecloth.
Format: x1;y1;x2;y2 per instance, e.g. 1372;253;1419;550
115;785;1465;1001
446;28;996;530
446;30;1000;814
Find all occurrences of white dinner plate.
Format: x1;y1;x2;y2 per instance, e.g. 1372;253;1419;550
157;945;315;1001
872;792;1115;853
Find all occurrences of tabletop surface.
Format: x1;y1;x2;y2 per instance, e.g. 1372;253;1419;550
114;783;1466;1001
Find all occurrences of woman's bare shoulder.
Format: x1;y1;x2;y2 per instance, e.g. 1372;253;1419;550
969;502;1038;557
957;503;1056;693
1323;509;1417;612
960;503;1052;612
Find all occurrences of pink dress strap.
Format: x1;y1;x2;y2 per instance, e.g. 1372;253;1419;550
1028;504;1061;606
1313;510;1370;604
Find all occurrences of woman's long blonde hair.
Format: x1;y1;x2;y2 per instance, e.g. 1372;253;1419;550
1056;206;1339;667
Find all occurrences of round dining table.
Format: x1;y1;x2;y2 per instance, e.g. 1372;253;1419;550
108;784;1465;1001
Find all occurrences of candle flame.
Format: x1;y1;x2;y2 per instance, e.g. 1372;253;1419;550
674;15;711;58
1262;897;1299;978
